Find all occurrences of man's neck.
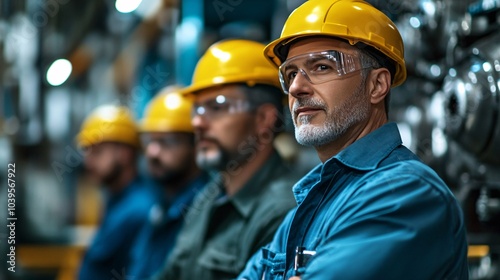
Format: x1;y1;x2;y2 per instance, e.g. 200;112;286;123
221;145;274;197
316;114;387;162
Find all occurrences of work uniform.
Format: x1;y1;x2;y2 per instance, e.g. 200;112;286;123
78;176;157;279
239;123;469;279
127;172;209;278
154;151;299;280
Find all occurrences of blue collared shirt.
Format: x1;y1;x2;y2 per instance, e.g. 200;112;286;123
239;123;469;280
78;176;158;280
128;172;209;279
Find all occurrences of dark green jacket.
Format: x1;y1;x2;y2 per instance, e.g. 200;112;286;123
154;151;299;280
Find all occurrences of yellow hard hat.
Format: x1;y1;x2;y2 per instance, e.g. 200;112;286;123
184;39;281;94
139;86;194;133
264;0;407;87
76;105;140;148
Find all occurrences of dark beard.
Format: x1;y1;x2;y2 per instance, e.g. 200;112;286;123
102;162;123;186
197;143;254;172
149;158;191;185
154;168;188;185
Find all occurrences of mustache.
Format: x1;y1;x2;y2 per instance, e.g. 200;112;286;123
292;98;327;115
195;133;220;145
148;157;163;168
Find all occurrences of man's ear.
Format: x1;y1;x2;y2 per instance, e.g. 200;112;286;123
367;68;391;105
255;104;278;138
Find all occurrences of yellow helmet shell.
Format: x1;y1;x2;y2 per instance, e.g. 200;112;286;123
76;105;140;148
184;39;281;94
264;0;407;87
139;86;194;133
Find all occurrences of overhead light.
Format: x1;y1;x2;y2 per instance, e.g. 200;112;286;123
115;0;143;13
46;59;72;86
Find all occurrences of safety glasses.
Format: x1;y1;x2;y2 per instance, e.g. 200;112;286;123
279;50;374;94
140;134;185;150
193;95;252;120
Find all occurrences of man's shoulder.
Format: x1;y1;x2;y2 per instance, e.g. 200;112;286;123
112;185;159;224
362;158;454;202
252;169;298;217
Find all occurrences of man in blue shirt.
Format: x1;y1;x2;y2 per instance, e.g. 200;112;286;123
76;105;157;279
239;0;469;279
128;88;208;278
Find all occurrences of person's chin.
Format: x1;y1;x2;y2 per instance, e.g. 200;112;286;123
197;153;223;171
147;166;163;176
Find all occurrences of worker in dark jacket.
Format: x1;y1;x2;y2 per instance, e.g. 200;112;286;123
128;87;208;278
76;105;157;279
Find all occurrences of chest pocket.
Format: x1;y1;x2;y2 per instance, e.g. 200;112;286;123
260;248;287;280
198;245;239;276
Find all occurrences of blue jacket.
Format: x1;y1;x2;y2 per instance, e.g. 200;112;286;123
78;176;157;280
238;123;469;280
128;172;209;279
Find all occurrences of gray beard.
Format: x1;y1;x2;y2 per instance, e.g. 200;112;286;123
196;140;255;173
293;83;370;147
196;148;227;171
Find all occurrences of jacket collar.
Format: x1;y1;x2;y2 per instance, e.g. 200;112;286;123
229;151;288;218
293;123;402;204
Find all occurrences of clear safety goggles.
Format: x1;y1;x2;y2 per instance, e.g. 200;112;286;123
193;95;252;120
140;134;185;150
279;50;374;94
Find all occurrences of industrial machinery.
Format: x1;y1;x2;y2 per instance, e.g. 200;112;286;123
386;0;500;278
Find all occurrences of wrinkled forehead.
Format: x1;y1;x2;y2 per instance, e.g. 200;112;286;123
286;36;359;61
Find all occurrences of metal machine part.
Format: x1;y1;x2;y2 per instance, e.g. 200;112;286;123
442;31;500;164
391;2;500;277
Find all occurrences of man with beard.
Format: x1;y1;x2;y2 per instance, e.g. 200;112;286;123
153;39;300;280
76;104;157;279
128;88;208;278
238;0;469;279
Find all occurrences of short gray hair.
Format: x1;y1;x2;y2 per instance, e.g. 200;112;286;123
357;49;391;117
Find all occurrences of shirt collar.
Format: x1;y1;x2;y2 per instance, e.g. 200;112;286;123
230;151;287;218
292;123;402;204
106;175;143;208
332;122;402;171
164;172;210;221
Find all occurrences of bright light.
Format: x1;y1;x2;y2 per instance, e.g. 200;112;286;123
176;17;202;45
211;48;231;63
483;62;492;72
421;0;436;16
46;59;72;86
409;17;421;28
449;68;457;77
430;64;441;77
306;14;318;23
216;95;226;104
405;106;422;126
115;0;142;13
432;127;448;157
95;105;121;120
165;93;182;110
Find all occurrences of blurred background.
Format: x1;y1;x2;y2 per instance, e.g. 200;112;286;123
0;0;499;279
